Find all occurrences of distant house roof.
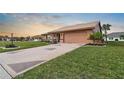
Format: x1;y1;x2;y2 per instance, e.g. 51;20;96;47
48;21;101;34
107;32;124;37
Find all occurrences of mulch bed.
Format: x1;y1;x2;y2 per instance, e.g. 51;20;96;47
84;43;106;47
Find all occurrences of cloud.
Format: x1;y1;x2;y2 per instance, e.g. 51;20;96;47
4;13;63;25
0;21;62;36
0;13;64;36
1;13;124;36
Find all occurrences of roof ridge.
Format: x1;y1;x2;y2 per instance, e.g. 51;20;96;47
61;21;100;27
108;32;124;34
47;21;100;34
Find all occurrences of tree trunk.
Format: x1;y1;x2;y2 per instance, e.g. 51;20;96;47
93;39;95;44
105;29;108;44
11;33;14;45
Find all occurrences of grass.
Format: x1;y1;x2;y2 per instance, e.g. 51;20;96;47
0;41;48;53
16;42;124;79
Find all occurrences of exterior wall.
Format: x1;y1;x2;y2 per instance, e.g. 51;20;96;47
60;30;93;44
106;37;124;41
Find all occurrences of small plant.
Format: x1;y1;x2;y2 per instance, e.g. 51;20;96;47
5;33;18;48
5;44;17;48
90;32;103;44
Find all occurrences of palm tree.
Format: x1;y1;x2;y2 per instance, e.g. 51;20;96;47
102;24;111;43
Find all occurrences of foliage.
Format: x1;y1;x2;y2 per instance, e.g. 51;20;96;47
102;24;111;31
5;44;17;48
91;32;103;40
90;32;103;44
102;24;111;43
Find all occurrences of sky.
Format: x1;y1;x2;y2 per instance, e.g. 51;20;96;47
0;13;124;37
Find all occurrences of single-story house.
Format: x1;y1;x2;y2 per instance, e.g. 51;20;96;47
42;21;102;44
107;32;124;41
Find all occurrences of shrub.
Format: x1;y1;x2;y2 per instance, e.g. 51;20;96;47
90;32;103;44
5;44;17;48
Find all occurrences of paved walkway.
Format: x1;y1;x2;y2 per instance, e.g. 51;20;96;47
0;43;84;79
0;65;11;79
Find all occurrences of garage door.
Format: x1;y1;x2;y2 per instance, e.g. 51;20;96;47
64;31;91;43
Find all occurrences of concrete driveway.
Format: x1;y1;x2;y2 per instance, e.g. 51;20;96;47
0;43;84;79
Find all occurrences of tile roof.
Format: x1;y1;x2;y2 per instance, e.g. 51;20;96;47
48;21;100;33
108;32;124;37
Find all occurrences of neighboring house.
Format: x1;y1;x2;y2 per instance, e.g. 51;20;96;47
33;39;40;41
33;38;43;41
107;32;124;41
42;21;101;44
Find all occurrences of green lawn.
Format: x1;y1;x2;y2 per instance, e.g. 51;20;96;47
0;41;48;53
16;42;124;79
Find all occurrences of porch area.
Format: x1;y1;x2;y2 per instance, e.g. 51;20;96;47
43;33;64;44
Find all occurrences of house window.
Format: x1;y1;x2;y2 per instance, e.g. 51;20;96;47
120;37;124;40
109;37;113;40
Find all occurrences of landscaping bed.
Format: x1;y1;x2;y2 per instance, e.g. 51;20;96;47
85;43;106;46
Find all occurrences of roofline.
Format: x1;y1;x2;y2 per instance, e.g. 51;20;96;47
48;27;95;34
49;21;101;34
108;32;124;34
41;21;101;35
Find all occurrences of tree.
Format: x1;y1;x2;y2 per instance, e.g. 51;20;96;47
90;34;95;44
90;32;103;44
4;35;9;41
20;37;25;41
102;24;111;43
11;33;14;45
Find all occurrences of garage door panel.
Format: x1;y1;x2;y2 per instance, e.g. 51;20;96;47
64;30;92;43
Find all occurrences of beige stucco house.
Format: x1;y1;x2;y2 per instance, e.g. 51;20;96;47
42;21;101;44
